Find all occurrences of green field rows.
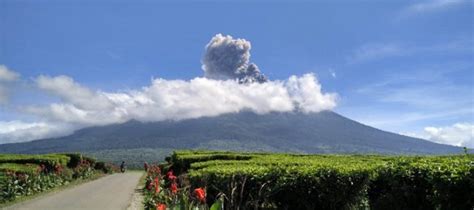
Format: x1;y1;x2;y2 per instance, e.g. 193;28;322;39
168;150;474;209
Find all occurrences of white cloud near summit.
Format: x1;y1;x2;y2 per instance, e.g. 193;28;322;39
27;73;337;126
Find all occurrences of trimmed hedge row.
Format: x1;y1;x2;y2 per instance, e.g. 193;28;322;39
170;151;474;210
0;163;39;174
369;158;474;210
169;150;252;174
0;154;70;169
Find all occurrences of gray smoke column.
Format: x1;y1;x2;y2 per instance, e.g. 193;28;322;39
202;34;267;83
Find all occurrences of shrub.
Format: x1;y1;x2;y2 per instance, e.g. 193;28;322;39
63;153;96;168
170;151;473;209
0;153;110;204
94;161;118;174
368;157;474;210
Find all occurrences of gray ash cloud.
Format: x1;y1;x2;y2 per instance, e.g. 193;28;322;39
202;34;267;83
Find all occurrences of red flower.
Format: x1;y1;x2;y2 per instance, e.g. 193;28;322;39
144;162;149;172
154;177;160;194
156;203;166;210
194;188;206;203
170;181;178;194
166;171;177;181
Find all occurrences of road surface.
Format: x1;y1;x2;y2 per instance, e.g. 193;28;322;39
5;171;143;210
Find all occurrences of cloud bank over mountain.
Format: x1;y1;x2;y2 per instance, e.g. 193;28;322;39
0;34;337;143
0;121;74;144
27;73;336;126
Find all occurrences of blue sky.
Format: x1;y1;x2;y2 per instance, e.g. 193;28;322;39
0;0;473;147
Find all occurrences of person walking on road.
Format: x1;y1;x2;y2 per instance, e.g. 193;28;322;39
120;161;126;173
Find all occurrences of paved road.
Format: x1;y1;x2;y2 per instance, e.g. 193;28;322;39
5;172;143;210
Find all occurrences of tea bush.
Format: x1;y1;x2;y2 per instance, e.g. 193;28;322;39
169;150;473;209
0;154;70;169
368;156;474;210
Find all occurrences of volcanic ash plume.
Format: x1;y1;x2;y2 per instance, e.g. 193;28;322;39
202;34;267;83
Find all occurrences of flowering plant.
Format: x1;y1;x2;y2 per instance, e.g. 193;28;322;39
143;164;222;210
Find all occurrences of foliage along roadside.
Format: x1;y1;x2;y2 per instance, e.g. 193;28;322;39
142;163;224;210
0;153;119;204
161;150;473;210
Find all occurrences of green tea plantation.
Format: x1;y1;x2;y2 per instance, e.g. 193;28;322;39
142;150;474;210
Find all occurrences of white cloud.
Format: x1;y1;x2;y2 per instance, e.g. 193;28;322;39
0;121;74;144
25;73;337;127
424;123;474;147
405;0;467;14
286;74;337;112
0;65;20;104
36;75;112;110
0;65;19;82
348;39;473;63
347;43;404;63
405;123;474;148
